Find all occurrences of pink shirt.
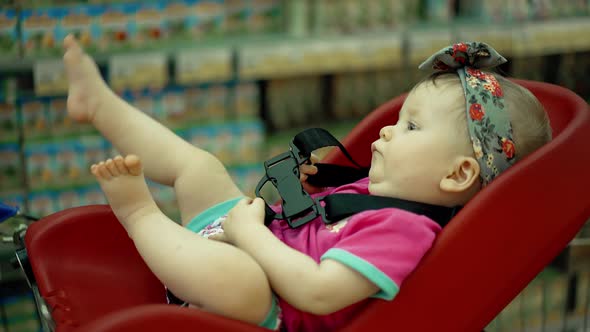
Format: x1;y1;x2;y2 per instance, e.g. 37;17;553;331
268;178;442;332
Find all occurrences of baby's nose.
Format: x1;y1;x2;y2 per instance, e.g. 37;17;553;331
379;126;393;141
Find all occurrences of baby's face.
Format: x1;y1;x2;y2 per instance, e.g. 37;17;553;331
368;80;472;205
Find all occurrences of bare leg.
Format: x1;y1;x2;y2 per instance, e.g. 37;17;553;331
91;155;272;324
63;35;243;224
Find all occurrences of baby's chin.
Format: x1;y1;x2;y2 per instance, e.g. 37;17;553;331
368;180;411;201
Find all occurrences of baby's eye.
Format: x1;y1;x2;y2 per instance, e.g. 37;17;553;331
407;121;418;131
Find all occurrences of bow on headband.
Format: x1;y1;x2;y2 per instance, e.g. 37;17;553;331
419;42;515;186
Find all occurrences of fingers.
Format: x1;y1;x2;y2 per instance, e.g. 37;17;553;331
309;165;318;175
300;173;308;182
251;197;265;207
239;197;253;205
208;233;230;243
230;197;254;214
300;163;318;176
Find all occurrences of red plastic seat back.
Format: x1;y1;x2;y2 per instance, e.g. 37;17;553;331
326;79;590;331
25;205;166;331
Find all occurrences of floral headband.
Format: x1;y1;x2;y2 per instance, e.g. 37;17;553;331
419;42;516;186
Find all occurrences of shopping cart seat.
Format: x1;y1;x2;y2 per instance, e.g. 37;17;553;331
24;206;165;331
23;79;590;331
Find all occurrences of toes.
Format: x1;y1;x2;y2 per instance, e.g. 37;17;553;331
97;162;112;180
90;164;99;177
63;34;81;52
90;162;111;180
124;155;143;176
105;158;120;176
113;156;127;174
63;36;83;65
91;156;142;180
63;34;74;48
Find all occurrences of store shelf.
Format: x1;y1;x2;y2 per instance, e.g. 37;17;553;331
512;17;590;56
0;58;35;74
237;17;590;79
453;24;515;57
3;18;590;91
406;26;454;66
238;32;404;79
569;238;590;272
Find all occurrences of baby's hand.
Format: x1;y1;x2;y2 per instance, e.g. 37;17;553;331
300;153;323;194
208;232;230;243
221;197;266;244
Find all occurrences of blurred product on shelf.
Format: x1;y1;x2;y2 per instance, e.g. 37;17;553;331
459;0;590;22
0;9;19;59
374;69;412;105
0;80;22;199
0;143;22;193
0;101;18;144
17;0;283;57
332;72;373;119
249;0;283;33
108;52;169;90
234;81;260;120
0;79;17;143
177;120;265;166
512;56;546;82
423;0;454;23
310;0;420;35
459;0;528;22
175;47;233;84
19;95;94;140
23;136;107;191
266;76;322;131
557;52;590;99
15;77;265;218
0;293;40;332
23;184;105;219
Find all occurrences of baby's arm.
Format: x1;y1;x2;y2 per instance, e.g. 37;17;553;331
237;225;379;314
222;198;379;315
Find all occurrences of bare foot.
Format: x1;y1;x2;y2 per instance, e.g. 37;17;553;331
63;34;110;123
91;155;158;230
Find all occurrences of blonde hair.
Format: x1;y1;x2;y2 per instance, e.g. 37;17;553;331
415;72;552;162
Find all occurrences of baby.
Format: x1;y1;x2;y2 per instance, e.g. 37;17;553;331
63;36;551;331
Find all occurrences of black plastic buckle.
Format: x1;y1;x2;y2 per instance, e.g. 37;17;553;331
255;142;327;228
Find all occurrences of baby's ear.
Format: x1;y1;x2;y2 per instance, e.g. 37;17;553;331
439;156;480;193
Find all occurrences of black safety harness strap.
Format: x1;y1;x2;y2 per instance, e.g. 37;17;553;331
319;194;459;228
292;128;364;168
255;128;460;229
293;127;371;187
306;163;370;188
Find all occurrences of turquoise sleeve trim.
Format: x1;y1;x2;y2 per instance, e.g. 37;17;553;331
321;248;399;300
185;197;243;233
